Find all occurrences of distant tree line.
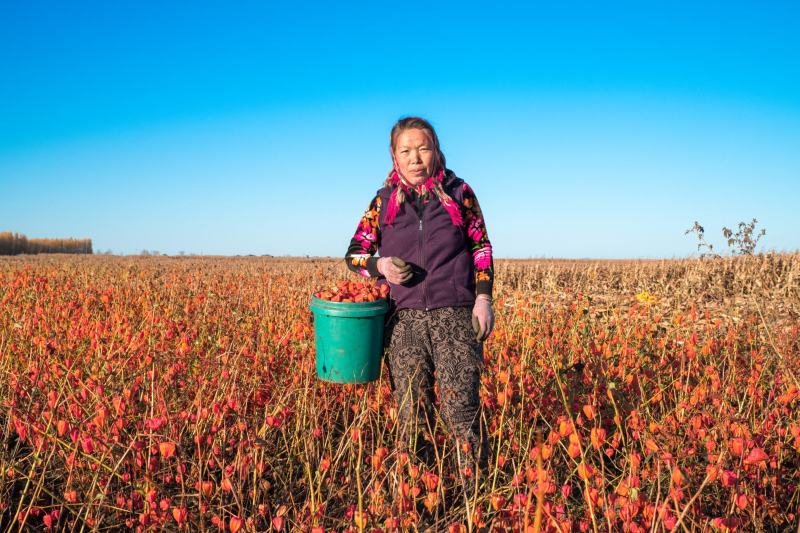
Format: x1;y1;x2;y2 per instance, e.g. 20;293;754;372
0;231;93;255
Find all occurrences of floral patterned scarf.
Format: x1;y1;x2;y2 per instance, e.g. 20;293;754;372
382;168;464;227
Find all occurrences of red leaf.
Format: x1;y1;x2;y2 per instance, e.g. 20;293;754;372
743;447;768;466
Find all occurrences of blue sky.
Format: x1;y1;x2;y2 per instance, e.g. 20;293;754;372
1;1;798;257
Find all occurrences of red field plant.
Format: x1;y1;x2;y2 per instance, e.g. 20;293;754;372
0;254;798;531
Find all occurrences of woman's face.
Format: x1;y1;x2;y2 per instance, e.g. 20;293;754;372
392;128;436;186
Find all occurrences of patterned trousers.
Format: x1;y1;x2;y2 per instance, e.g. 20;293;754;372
384;305;489;471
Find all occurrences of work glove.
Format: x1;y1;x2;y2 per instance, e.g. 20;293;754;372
377;256;412;285
471;295;494;342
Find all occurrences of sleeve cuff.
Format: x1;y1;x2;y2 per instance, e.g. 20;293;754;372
366;257;382;277
476;279;493;298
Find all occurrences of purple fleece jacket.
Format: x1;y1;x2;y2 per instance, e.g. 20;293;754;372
345;169;494;311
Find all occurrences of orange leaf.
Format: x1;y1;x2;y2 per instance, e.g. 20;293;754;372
158;441;176;459
734;492;748;510
172;506;187;524
728;437;744;457
590;427;606;450
671;467;685;486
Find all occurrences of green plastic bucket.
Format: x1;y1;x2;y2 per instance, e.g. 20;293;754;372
310;296;389;383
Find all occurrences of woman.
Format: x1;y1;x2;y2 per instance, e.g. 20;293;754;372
344;117;495;479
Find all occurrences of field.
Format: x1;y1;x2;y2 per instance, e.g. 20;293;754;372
1;255;799;532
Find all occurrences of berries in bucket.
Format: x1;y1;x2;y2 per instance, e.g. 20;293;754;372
314;279;390;303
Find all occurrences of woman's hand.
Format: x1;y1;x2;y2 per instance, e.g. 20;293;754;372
377;256;412;285
472;295;494;342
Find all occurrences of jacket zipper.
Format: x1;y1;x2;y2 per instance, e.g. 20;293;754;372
419;217;428;310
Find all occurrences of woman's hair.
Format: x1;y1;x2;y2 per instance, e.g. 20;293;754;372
389;116;446;175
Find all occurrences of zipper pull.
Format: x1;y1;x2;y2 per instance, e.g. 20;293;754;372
419;220;422;231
